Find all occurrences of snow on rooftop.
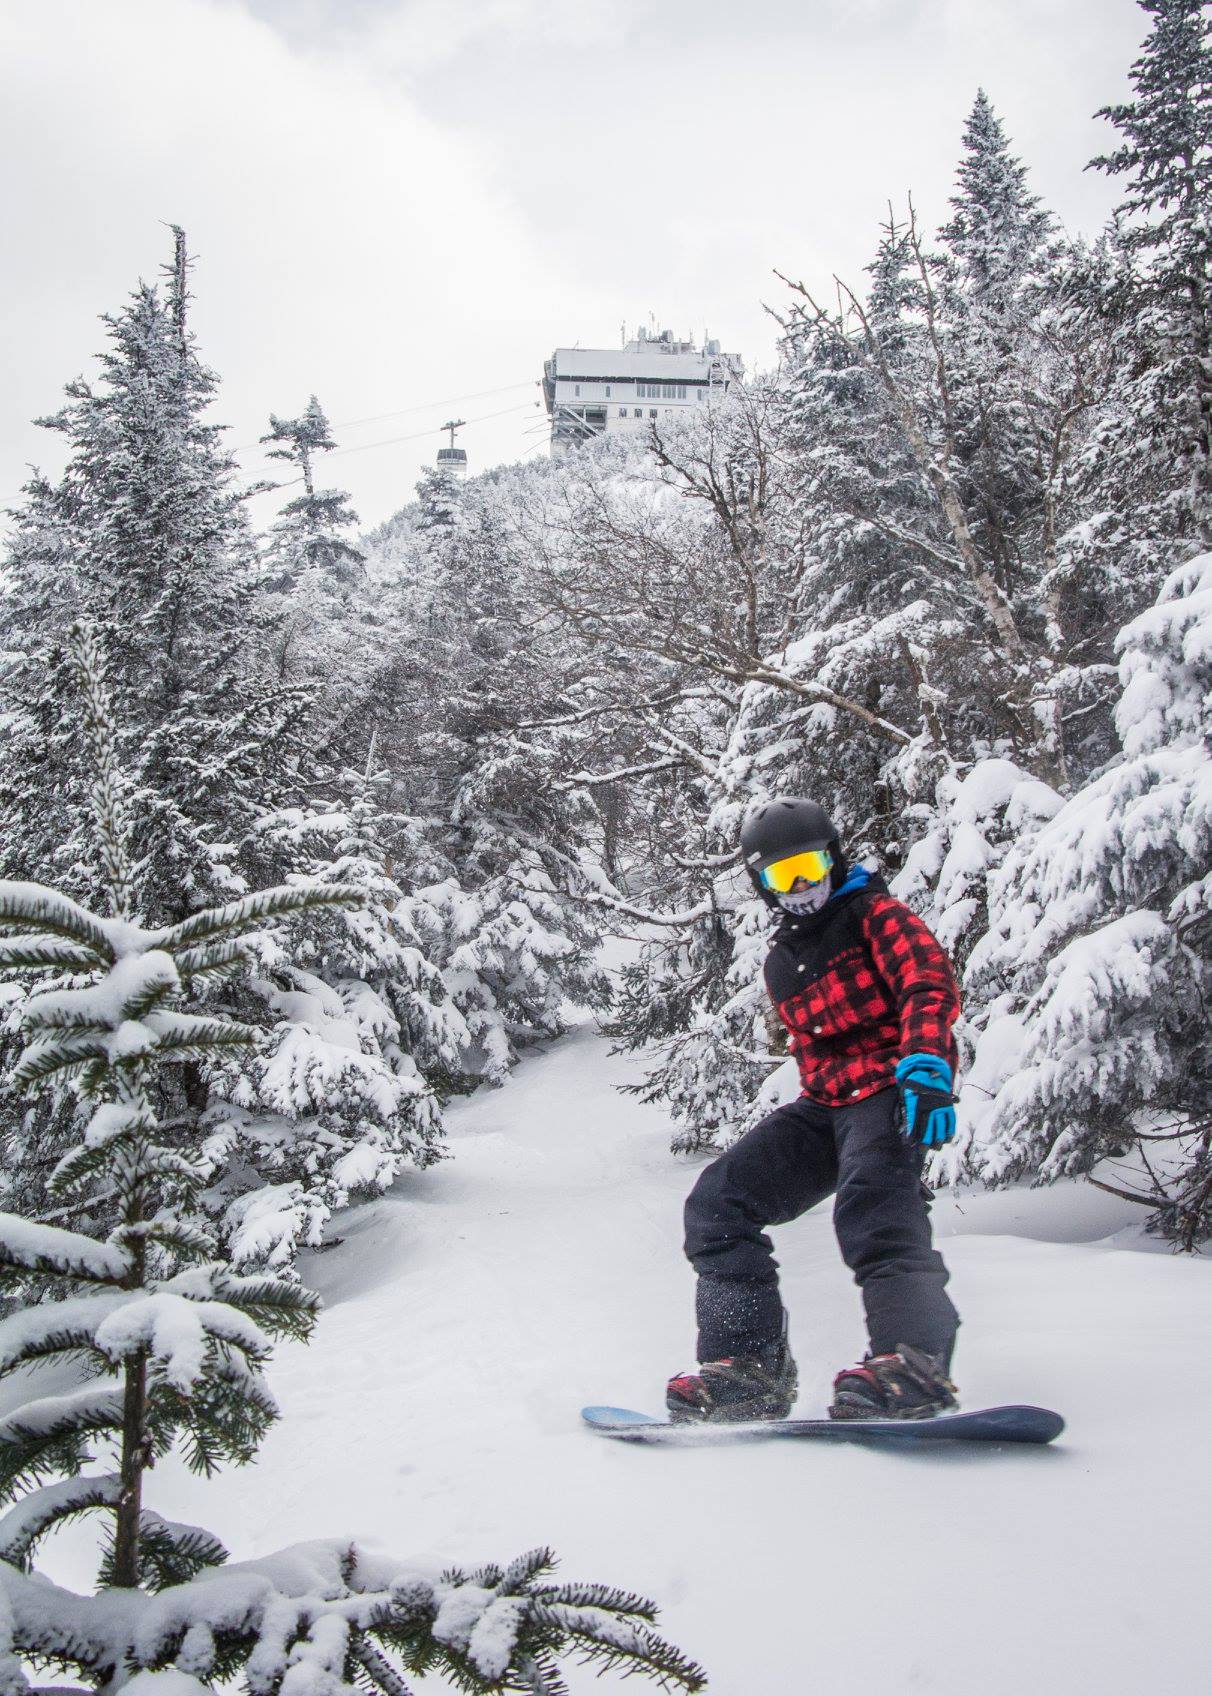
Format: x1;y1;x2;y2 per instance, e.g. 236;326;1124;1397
551;341;737;382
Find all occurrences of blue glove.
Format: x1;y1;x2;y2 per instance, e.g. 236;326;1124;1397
894;1052;957;1147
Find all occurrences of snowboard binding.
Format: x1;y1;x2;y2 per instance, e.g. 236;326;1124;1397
829;1343;958;1421
666;1341;798;1424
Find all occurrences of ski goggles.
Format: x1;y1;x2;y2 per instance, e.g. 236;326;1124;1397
756;848;833;894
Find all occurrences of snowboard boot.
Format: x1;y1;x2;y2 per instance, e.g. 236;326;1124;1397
666;1336;798;1425
829;1343;957;1422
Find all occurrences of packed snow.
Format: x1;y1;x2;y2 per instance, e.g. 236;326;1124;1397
29;987;1210;1695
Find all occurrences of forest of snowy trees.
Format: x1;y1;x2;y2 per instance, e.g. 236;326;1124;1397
0;0;1206;1689
357;0;1205;1244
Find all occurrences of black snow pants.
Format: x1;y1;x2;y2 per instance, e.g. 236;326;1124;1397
683;1088;958;1367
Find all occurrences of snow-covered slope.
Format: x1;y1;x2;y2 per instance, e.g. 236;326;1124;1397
45;1016;1211;1694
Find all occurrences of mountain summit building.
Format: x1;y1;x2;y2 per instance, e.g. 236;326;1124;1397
542;327;741;455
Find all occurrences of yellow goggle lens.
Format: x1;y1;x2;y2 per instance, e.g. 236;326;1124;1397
758;848;833;894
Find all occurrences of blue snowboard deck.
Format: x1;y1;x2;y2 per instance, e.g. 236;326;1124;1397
581;1403;1064;1446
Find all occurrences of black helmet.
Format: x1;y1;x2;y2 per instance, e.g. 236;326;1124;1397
740;797;844;909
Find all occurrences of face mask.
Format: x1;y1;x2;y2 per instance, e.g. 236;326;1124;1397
778;879;831;917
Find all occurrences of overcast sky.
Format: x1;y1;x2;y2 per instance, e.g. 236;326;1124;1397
1;0;1149;530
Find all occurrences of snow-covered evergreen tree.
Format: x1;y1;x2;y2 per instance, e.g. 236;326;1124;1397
609;882;774;1155
891;758;1062;975
259;396;365;684
962;551;1212;1243
262;397;362;579
1092;0;1212;547
778;96;1139;800
207;759;458;1269
0;229;302;921
413;464;466;535
939;89;1056;321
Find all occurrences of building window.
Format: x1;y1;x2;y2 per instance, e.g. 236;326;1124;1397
619;407;628;417
649;409;657;418
634;407;642;417
636;382;688;401
574;385;580;397
605;386;611;398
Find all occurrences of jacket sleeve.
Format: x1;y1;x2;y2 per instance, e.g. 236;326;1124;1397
861;895;960;1068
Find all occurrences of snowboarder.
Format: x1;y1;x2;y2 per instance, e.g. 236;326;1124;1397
666;797;962;1424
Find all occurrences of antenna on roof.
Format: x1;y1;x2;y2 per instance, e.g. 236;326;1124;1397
441;418;466;450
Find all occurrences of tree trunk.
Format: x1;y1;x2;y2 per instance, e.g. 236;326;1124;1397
112;1349;147;1587
112;1090;148;1590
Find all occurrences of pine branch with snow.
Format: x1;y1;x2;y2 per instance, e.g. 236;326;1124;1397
0;1540;706;1696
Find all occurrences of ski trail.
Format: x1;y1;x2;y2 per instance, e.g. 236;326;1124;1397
56;1015;1212;1695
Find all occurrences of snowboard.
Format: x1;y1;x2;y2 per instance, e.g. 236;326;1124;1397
581;1403;1064;1446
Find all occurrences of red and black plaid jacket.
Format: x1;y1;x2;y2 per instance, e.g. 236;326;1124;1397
764;874;959;1107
